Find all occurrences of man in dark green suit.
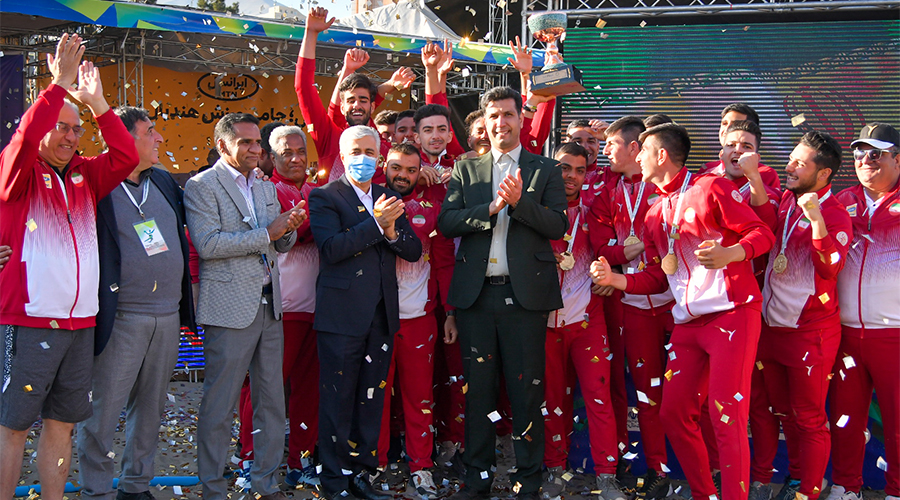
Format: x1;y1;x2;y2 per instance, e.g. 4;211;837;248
438;86;569;500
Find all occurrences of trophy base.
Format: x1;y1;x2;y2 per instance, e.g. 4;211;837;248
529;64;585;97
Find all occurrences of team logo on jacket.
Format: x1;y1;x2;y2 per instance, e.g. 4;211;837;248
647;194;660;206
890;202;900;215
42;173;53;189
683;207;696;224
846;203;857;217
731;190;742;203
411;214;427;226
71;172;85;186
836;231;848;246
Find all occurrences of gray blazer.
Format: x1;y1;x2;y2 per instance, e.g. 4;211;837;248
184;160;297;329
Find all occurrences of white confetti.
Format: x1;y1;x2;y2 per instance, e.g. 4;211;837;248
650;377;660;387
622;451;638;460
843;356;856;369
367;387;374;399
40;342;50;349
877;456;888;471
167;393;175;403
173;486;183;496
660;463;671;473
836;415;849;428
636;390;649;404
487;411;502;422
480;470;489;479
251;428;262;434
734;392;744;402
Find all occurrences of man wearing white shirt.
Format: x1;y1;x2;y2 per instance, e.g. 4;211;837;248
439;87;569;500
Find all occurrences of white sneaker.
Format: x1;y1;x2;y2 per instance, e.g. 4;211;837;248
823;485;861;500
886;496;899;500
410;469;438;499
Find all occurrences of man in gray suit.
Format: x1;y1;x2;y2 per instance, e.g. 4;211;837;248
185;113;306;500
438;87;568;500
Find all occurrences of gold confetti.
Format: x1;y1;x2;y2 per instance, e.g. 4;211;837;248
664;369;673;381
756;360;764;370
715;400;724;413
791;114;806;127
152;281;157;292
818;292;830;304
595;19;607;29
57;458;65;466
378;380;386;389
26;219;37;232
462;383;468;394
24;385;33;392
49;320;59;329
640;20;647;27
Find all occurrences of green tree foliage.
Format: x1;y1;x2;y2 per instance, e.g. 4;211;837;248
196;0;240;15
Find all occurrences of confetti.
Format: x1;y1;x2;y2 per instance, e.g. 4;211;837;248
595;19;607;29
58;458;65;466
640;20;647;27
877;456;888;471
251;428;262;434
487;411;502;422
720;414;730;424
660;463;671;473
835;415;849;428
622;451;638;460
505;298;513;305
173;486;183;496
843;355;856;369
734;392;744;401
49;320;59;329
150;100;160;109
40;342;50;349
367;388;374;399
636;390;649;404
650;377;660;387
756;360;764;370
791;114;806;127
26;219;37;232
818;292;830;304
664;369;674;381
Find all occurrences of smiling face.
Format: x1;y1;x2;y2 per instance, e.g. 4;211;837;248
341;88;375;127
484;98;523;153
567;127;600;165
273;134;308;187
785;143;830;195
556;152;587;200
39;104;82;168
394;117;416;144
218;122;262;174
467;116;490;154
417;115;452;158
131;118;164;171
384;151;420;197
854;144;900;196
720;130;758;181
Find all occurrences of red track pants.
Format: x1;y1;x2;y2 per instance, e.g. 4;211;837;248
604;292;629;452
544;317;618;474
239;318;319;469
621;303;673;472
377;314;437;472
759;322;841;499
829;327;899;497
660;307;759;500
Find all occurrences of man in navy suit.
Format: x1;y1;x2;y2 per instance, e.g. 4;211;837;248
308;125;422;500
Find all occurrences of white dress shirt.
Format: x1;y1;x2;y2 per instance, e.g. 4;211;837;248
486;144;522;277
222;161;271;285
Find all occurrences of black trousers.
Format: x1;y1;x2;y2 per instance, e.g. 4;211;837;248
457;282;547;494
317;299;393;495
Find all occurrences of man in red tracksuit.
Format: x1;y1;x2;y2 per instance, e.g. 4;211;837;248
700;121;781;500
590;123;775;500
543;143;624;500
374;143;456;498
759;131;852;500
0;34;138;500
827;123;900;500
588;116;675;499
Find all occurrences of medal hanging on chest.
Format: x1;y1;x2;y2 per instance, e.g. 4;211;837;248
661;172;692;276
772;191;831;275
559;209;581;272
621;178;645;247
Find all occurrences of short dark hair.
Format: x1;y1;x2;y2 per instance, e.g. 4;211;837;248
338;73;378;100
724;120;762;149
114;106;151;135
374;110;398;126
722;103;760;126
388;142;421;158
480;86;522;115
566;119;592;135
605;116;646;144
643;114;673;128
414;104;451;131
259;121;285;154
639;123;691;167
554;142;590;166
799;130;842;183
396;109;416;122
465;109;484;134
214;113;260;144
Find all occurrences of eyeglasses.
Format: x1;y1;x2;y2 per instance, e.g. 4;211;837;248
55;122;86;138
853;148;895;162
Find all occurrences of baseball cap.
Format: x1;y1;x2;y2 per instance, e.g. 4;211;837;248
851;123;899;150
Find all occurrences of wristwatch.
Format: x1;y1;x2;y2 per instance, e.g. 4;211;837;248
523;103;538;113
446;310;457;317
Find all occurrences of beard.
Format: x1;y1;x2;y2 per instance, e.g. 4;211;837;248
387;177;414;196
346;112;370;127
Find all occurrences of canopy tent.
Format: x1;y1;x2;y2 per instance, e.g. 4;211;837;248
340;1;461;42
0;0;543;67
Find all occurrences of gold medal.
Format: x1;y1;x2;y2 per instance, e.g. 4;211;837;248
623;235;641;246
559;251;575;271
661;253;678;275
773;253;788;274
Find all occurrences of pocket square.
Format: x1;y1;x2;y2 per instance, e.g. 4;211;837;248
527;186;536;192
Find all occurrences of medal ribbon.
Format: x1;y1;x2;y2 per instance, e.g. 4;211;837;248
661;171;692;256
565;207;582;254
122;178;151;220
778;190;832;255
620;177;646;240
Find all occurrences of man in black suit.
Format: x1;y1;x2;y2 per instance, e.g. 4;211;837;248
308;125;422;500
76;106;195;500
438;87;568;500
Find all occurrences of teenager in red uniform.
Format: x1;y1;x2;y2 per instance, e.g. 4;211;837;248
701;121;781;500
826;123;900;500
295;8;411;186
759;131;852;500
590;123;775;500
588;116;675;498
375;143;456;498
541;143;624;500
698;103;781;194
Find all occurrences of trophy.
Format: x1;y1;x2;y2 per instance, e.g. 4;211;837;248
527;11;585;96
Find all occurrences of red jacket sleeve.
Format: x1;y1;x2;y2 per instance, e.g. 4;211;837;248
529;99;555;151
623;210;669;295
811;202;852;280
81;109;140;201
295;55;341;180
0;84;67;202
708;178;775;260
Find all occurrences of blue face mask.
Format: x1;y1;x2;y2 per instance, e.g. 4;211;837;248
346;154;377;183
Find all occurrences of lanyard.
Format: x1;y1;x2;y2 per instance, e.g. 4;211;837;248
779;190;832;254
661;171;692;256
564;207;581;254
121;178;150;220
620;177;646;238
